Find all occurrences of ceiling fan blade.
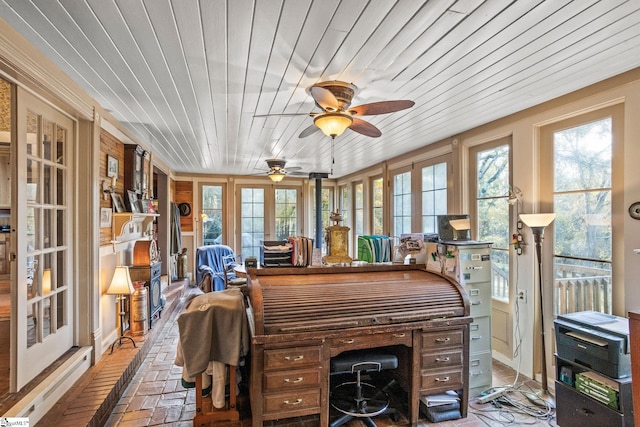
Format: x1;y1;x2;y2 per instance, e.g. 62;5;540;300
349;100;415;116
349;118;381;137
310;86;339;111
254;113;308;117
299;124;320;138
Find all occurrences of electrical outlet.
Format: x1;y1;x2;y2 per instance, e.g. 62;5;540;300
518;290;527;303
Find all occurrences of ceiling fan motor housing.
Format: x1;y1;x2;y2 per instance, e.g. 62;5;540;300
314;81;357;109
266;158;287;171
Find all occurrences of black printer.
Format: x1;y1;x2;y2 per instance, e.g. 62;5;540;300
554;310;630;379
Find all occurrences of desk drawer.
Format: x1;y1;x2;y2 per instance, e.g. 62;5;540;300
419;368;464;392
331;331;411;353
264;346;322;370
420;330;464;350
469;316;491;353
469;351;492;389
556;381;624;427
420;349;463;370
264;368;321;392
465;282;491;318
263;388;321;416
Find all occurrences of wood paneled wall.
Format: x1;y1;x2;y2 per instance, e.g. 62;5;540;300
174;181;193;232
99;130;124;246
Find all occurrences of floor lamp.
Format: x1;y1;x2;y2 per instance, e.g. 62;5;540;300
520;213;556;393
107;265;137;353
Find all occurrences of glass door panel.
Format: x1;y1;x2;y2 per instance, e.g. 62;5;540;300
16;88;73;391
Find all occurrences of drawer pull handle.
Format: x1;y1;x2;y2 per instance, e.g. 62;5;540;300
471;371;484;376
340;339;355;344
471;336;482;340
471;301;482;305
435;337;450;343
284;355;304;361
283;398;303;406
284;377;303;384
435;357;450;362
393;333;406;338
435;376;450;382
578;407;593;416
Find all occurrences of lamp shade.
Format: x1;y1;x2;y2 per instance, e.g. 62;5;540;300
42;268;52;294
449;218;471;231
268;171;285;182
107;266;134;295
314;112;353;137
520;213;556;228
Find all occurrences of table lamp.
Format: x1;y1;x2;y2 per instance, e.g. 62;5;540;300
520;213;556;393
106;265;137;353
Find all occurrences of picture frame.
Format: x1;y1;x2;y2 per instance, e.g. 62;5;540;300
107;155;118;178
128;190;141;213
100;207;112;227
111;193;125;213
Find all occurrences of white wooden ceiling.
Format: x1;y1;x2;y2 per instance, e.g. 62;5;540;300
0;0;639;178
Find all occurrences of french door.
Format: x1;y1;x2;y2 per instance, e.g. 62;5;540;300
14;88;74;391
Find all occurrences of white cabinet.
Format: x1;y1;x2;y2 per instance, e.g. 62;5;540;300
439;241;492;397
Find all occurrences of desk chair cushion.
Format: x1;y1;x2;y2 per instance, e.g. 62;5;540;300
331;350;398;373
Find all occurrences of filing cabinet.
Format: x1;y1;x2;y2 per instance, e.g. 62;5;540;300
440;241;492;397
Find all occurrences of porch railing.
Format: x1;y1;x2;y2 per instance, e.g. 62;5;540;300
554;263;611;315
489;261;612;316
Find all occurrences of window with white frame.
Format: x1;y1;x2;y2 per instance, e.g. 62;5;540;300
541;106;621;316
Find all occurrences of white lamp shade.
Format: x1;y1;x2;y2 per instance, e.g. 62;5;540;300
520;213;556;228
449;218;471;231
314;113;353;137
42;268;52;294
107;266;134;295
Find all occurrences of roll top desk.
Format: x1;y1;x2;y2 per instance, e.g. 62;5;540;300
246;264;472;426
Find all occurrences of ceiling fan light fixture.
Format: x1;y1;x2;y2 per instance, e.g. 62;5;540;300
314;112;353;138
268;170;286;182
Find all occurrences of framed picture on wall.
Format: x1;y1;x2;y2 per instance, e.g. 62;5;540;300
111;193;125;213
107;155;118;178
100;207;112;227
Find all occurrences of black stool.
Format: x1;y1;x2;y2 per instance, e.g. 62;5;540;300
330;350;398;427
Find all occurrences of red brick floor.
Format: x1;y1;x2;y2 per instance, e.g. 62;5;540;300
39;280;558;426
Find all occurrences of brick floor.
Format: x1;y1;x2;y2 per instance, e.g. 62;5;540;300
38;278;558;427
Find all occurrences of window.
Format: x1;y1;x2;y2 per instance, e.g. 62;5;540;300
541;107;621;316
421;163;447;234
472;143;511;301
275;188;297;240
354;182;364;238
340;185;351;229
201;184;223;245
240;187;264;259
312;186;333;251
371;177;384;235
392;170;411;244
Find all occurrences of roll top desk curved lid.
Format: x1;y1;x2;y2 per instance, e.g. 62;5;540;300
245;264;472;426
247;264;470;337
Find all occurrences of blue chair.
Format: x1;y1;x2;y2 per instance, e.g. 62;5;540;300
195;245;235;292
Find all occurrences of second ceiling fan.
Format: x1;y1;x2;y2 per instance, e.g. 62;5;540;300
299;80;415;139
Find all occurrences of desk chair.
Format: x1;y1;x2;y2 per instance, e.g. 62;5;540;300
330;350;398;427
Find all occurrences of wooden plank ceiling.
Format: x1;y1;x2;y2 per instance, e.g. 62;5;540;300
0;0;638;178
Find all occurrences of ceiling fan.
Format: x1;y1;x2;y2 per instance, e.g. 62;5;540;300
300;81;414;139
261;158;306;182
255;80;414;139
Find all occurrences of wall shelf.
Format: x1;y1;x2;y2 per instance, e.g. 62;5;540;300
112;213;159;242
